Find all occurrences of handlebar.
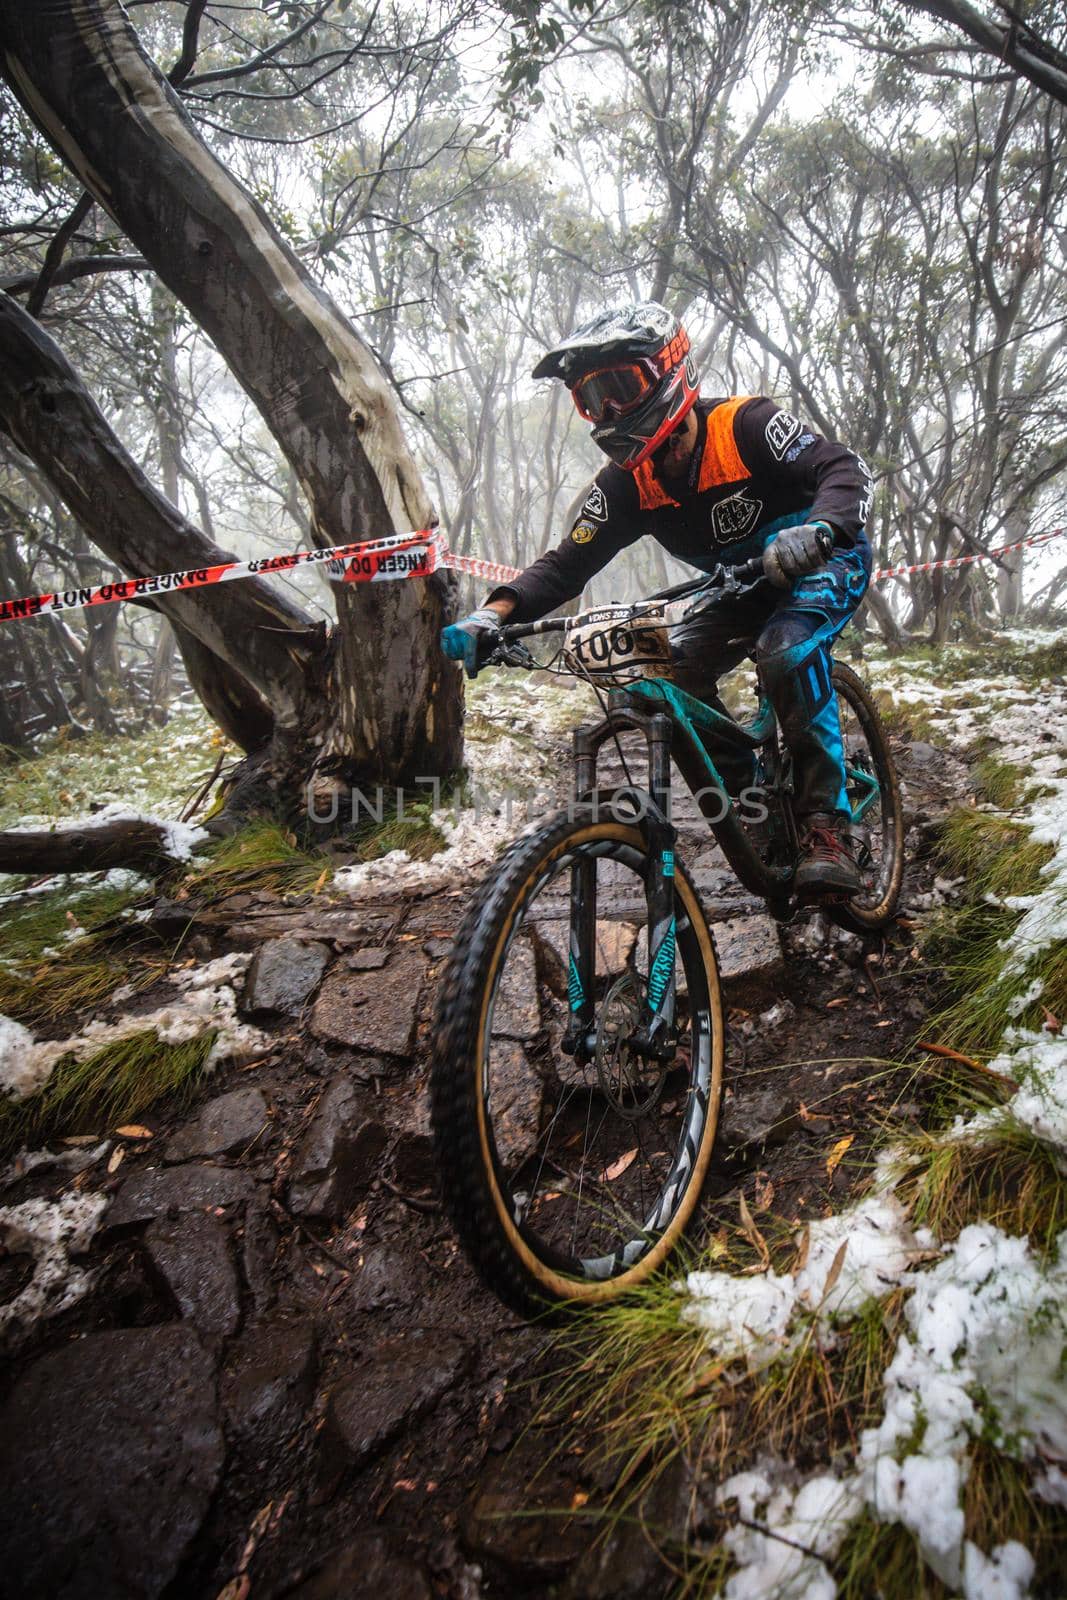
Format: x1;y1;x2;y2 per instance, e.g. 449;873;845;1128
499;552;768;643
498;527;833;644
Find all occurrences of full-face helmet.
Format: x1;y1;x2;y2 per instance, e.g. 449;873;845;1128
532;302;699;470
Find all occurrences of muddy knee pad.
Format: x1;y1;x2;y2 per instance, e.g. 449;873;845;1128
756;626;848;816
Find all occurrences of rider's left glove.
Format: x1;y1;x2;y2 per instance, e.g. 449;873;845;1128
441;608;502;680
763;521;834;588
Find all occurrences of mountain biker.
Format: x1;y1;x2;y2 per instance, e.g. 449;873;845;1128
440;302;874;898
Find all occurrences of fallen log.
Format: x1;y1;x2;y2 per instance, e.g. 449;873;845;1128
0;818;183;875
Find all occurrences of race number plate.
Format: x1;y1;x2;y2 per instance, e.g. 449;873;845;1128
562;603;674;683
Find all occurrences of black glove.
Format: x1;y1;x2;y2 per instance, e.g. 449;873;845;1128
441;607;502;679
763;522;834;589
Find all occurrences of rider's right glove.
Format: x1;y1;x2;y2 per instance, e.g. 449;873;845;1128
763;521;834;589
440;607;502;680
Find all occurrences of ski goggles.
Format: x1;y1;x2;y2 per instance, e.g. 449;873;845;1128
570;361;659;423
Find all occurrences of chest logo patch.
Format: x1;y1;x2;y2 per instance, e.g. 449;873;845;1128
571;520;597;544
765;411;802;460
711;491;763;545
581;485;608;522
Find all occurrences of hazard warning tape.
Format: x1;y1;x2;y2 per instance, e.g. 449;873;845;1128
872;526;1065;582
0;529;521;626
0;522;1062;627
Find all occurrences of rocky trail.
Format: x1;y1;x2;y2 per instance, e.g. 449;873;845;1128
0;722;970;1600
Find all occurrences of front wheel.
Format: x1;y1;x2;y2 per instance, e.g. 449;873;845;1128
831;662;905;934
430;805;725;1316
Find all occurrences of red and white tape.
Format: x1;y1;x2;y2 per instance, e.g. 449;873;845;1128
0;528;521;626
0;522;1061;627
872;526;1065;582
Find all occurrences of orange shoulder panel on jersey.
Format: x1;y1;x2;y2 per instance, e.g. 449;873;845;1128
697;396;752;492
633;459;680;511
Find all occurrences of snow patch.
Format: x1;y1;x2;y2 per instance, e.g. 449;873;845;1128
4;802;208;863
0;1191;109;1341
0;952;266;1101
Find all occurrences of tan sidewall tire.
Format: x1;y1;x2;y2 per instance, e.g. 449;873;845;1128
472;821;724;1305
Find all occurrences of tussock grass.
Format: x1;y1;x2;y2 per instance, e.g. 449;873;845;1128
187;821;332;898
973;755;1024;809
871;690;941;743
0;952;143;1028
934;808;1052;899
962;1441;1062;1591
354;802;446;863
0;879;141;968
902;1119;1067;1255
0;1028;215;1153
834;1515;949;1598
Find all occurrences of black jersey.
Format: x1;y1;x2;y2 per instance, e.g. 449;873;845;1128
490;397;873;623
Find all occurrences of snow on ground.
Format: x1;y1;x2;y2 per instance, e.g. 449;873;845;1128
333;674;598;899
687;630;1067;1596
0;1190;109;1343
0;952;267;1102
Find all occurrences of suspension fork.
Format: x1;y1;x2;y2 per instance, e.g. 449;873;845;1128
562;712;678;1061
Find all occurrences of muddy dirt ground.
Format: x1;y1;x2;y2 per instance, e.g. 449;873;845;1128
0;724;970;1599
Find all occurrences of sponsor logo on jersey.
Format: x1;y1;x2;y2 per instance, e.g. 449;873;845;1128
855;454;874;524
571;520;597;544
765;410;802;460
784;432;816;464
711;491;763;545
582;485;608;522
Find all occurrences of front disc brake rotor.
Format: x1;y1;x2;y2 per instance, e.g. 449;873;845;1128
595;970;666;1119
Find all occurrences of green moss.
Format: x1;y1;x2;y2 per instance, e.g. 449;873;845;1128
0;1028;216;1153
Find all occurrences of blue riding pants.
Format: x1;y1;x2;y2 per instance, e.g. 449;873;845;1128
668;526;872;817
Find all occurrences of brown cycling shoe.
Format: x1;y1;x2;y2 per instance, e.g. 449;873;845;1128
794;812;863;899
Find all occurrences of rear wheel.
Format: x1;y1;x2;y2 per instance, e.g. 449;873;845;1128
430;805;725;1315
830;662;904;933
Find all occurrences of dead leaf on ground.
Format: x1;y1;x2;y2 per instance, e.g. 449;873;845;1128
599;1147;637;1182
826;1135;854;1179
570;1490;590;1509
754;1173;775;1211
738;1192;770;1271
819;1238;849;1304
793;1223;811;1274
115;1124;153;1139
107;1146;125;1174
826;997;849;1010
1042;1005;1061;1034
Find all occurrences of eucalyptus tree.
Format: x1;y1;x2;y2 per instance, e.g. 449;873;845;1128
0;0;493;857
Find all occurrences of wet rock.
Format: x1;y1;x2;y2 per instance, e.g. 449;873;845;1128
310;949;425;1056
288;1076;389;1220
346;946;389;970
905;740;939;766
713;913;784;1003
324;1329;468;1472
145;1210;241;1340
165;1086;269;1162
462;1436;588;1580
286;1534;432;1600
0;1325;223;1600
560;1455;691;1598
242;937;331;1015
719;1086;800;1163
147;897;197;936
490;934;540;1039
423;936;454;961
222;1322;317;1450
347;1241;421;1312
595;919;639;976
239;1205;278;1317
487;1041;543;1167
108;1161;256;1229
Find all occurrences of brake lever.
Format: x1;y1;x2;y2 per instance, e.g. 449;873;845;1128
486;640;537;671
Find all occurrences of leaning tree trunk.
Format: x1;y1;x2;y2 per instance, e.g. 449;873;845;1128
0;0;462;791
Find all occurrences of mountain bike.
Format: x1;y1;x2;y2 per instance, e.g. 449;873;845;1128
430;555;903;1315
